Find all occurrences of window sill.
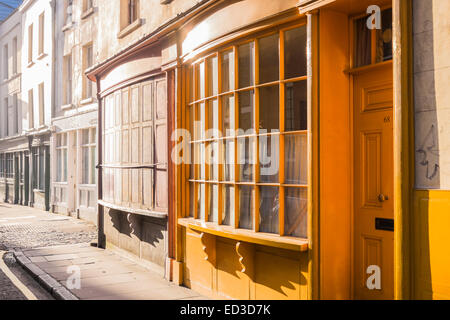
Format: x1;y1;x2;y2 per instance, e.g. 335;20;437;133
80;97;95;105
178;218;309;252
117;19;142;39
61;103;74;111
27;61;34;68
81;7;95;20
33;189;45;193
37;52;47;60
98;200;168;219
62;23;72;32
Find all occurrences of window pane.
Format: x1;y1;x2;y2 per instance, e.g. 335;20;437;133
56;150;61;182
221;50;235;92
223;139;234;181
259;186;279;234
376;8;393;63
207;99;219;138
284;26;307;79
238;90;254;133
258;34;279;84
285;81;307;132
208;184;219;223
208;141;219;181
239;186;254;230
238;136;254;182
91;146;96;184
222;185;234;225
82;148;89;184
63;149;67;182
221;95;235;136
198;62;205;99
238;42;254;88
198;183;206;220
199;143;205;180
354;16;371;67
82;129;89;145
259;134;279;183
259;85;279;131
207;56;218;97
285;134;307;185
189;66;195;102
189;182;195;217
285;187;307;238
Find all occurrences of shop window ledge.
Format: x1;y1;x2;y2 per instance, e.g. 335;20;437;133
98;200;167;219
178;218;309;252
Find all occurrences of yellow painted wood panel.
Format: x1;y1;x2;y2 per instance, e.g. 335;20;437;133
413;190;450;300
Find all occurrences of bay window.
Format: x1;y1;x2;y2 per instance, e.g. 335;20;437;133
186;24;308;238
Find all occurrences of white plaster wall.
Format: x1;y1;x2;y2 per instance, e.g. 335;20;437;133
413;0;450;189
0;9;22;139
19;0;54;131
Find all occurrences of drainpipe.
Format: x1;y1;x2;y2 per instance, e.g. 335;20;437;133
96;74;105;248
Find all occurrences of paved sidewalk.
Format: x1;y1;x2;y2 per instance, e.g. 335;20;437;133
15;243;204;300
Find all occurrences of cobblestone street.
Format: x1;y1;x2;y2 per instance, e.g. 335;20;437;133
0;204;97;251
0;204;97;300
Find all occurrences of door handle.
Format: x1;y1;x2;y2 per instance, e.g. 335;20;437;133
378;194;389;202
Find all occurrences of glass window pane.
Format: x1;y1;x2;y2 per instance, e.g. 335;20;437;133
221;95;235;136
208;141;219;181
63;149;67;182
199;143;206;180
285;187;307;238
376;8;393;63
189;66;195;102
354;16;372;67
238;42;254;88
223;139;234;181
238;90;254;133
259;186;279;234
221;50;235;92
259;134;279;183
258;34;279;84
285;81;307;132
207;99;219;138
207;56;218;97
208;184;219;223
82;129;89;145
198;183;205;220
238;136;254;182
91;146;96;184
222;185;235;226
198;62;205;99
284;26;307;79
239;185;254;230
189;182;195;217
56;150;61;182
259;85;279;131
285;134;307;185
82;148;89;184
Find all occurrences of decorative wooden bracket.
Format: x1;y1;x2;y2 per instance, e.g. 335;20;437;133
200;232;216;265
127;213;141;237
236;241;254;275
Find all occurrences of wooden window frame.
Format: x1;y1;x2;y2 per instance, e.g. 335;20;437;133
182;22;310;241
55;132;68;183
38;82;45;127
83;44;94;99
12;37;17;75
63;54;72;106
4;44;8;80
28;89;34;129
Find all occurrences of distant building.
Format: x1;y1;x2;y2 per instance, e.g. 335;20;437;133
51;0;98;224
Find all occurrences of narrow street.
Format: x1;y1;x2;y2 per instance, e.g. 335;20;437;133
0;203;97;300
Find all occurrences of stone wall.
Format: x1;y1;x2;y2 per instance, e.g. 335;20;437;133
413;0;450;189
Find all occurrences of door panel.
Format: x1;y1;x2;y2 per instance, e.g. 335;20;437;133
354;64;393;300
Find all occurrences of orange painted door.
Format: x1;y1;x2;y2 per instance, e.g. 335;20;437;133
353;63;393;300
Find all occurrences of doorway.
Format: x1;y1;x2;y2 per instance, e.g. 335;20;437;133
351;7;394;300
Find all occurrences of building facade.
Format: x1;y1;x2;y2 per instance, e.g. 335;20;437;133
0;7;24;205
51;0;99;224
88;0;450;300
0;0;448;300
